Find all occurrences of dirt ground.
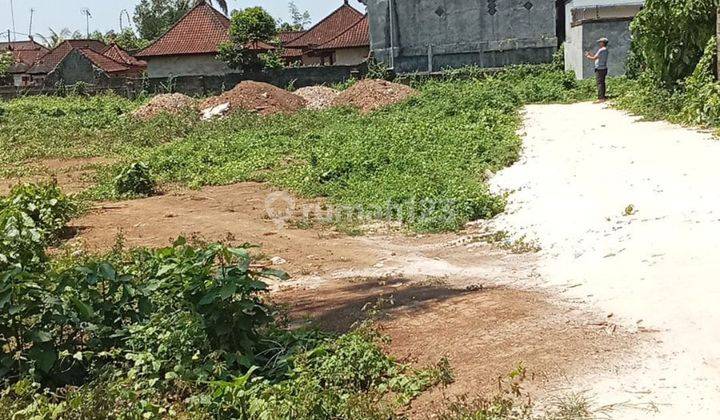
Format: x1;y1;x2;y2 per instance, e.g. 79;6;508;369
0;157;110;195
48;178;639;415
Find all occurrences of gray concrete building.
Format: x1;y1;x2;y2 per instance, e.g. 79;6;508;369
363;0;559;73
563;0;644;79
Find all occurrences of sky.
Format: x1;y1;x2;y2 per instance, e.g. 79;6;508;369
0;0;366;43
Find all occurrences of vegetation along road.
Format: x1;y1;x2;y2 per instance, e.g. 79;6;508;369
489;102;720;419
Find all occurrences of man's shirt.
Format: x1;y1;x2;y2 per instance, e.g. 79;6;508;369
595;47;609;70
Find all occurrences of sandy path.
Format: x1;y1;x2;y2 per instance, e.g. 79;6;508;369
488;102;720;419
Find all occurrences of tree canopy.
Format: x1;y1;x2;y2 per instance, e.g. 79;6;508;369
218;7;281;72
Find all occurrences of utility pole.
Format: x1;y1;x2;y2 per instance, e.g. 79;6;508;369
29;9;35;38
81;8;92;38
10;0;16;41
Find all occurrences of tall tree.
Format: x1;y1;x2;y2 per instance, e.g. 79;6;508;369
134;0;191;41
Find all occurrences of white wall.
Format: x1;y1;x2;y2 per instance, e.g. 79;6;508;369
334;47;368;66
145;54;231;78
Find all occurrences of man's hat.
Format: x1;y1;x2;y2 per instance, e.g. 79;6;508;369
598;37;609;44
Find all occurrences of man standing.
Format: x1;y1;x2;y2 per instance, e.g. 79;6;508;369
585;38;609;102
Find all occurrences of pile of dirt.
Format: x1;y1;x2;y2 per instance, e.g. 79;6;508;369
332;79;418;114
200;81;306;116
132;93;197;121
295;86;340;110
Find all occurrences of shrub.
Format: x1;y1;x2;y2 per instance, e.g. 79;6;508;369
0;182;76;270
631;0;716;86
114;162;156;197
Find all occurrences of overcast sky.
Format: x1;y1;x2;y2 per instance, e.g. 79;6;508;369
0;0;366;42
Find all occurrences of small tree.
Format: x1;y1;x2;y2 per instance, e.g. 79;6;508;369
0;52;13;78
218;7;279;72
279;1;311;31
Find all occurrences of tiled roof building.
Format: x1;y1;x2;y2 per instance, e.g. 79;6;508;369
16;39;146;87
136;2;278;77
283;1;369;66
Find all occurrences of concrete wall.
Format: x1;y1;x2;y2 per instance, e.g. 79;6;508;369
334;47;369;66
145;54;232;78
564;0;642;79
366;0;558;73
144;63;368;97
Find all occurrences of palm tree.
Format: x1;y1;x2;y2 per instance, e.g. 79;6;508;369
35;28;74;49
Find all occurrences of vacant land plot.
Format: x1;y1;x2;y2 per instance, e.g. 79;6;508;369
1;67;643;418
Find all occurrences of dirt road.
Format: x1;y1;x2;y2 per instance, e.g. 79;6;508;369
489;103;720;418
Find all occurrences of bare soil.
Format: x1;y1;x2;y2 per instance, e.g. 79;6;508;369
200;81;307;116
333;79;419;114
64;181;639;415
132;93;197;121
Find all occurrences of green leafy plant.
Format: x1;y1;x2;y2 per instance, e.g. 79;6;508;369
0;182;76;270
114;162;156;197
631;0;716;86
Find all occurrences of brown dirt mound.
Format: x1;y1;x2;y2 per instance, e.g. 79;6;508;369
332;79;418;114
295;86;339;110
132;93;196;121
200;81;306;116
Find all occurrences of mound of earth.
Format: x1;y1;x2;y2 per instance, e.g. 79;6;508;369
295;86;340;110
201;81;306;116
132;93;196;121
332;79;418;114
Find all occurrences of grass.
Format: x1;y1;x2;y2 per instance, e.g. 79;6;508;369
0;65;612;232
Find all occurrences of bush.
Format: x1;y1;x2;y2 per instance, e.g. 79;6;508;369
0;238;446;418
631;0;716;86
114;162;156;197
0;182;76;270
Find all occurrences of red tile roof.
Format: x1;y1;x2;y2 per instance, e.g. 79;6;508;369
28;39;107;74
1;40;49;74
279;31;306;44
77;48;132;73
285;3;364;49
136;2;231;57
103;43;147;67
314;15;369;50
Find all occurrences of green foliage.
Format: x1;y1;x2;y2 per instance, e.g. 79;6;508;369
197;328;444;419
0;238;283;384
615;37;720;128
218;7;279;72
631;0;717;86
0;94;193;165
1;66;608;232
0;52;13;78
110;28;151;52
278;1;312;31
0;183;76;270
0;235;444;418
133;0;193;41
114;162;156;197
